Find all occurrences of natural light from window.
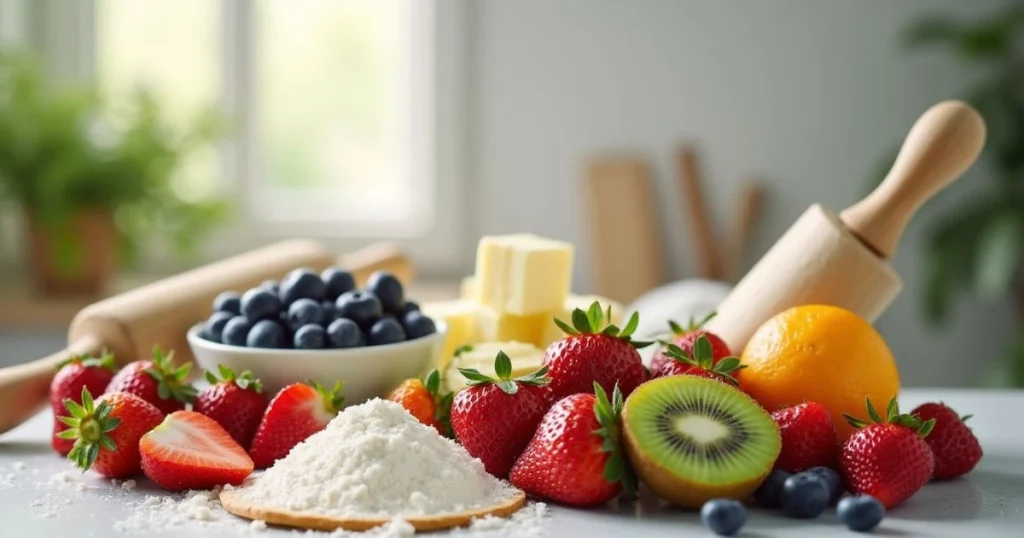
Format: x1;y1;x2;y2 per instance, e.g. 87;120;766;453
96;0;428;235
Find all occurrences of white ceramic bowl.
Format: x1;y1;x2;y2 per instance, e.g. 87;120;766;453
186;322;446;405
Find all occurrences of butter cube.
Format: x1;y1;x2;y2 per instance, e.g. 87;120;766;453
540;294;625;347
443;341;545;393
459;276;477;300
474;306;547;345
421;300;477;369
474;234;574;316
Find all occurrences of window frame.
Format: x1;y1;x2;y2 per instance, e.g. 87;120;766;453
32;0;472;276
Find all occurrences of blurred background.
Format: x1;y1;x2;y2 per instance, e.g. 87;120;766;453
0;0;1020;388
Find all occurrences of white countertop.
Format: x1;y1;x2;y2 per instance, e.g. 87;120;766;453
1;389;1022;537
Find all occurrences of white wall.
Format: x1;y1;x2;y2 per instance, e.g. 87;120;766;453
469;0;1017;386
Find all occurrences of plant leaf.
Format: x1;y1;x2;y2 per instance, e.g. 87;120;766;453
620;312;639;338
587;302;603;330
493;351;513;380
866;397;882;424
553;318;578;336
571;309;591;334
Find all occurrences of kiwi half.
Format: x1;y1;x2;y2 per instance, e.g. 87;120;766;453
622;375;781;508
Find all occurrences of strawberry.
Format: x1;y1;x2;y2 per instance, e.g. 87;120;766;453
840;397;936;508
59;387;164;478
656;334;745;385
387;369;454;437
450;352;551;478
140;411;254;491
509;382;635;507
104;346;197;415
911;402;983;480
248;381;345;469
544;302;651;401
193;365;269;449
50;352;118;456
649;313;731;378
772;401;840;473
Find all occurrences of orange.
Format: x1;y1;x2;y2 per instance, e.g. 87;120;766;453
738;305;900;441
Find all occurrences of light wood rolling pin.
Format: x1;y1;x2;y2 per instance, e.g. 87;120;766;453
706;100;986;353
0;240;413;435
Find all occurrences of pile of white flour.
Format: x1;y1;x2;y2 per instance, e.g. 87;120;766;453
234;399;521;518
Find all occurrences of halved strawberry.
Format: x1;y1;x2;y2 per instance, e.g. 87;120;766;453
248;381;345;469
139;411;254;492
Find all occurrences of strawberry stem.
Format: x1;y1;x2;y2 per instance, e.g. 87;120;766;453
663;335;746;385
553;301;652;349
145;345;198;405
457;351;550;396
61;387;122;471
308;380;345;415
591;382;637;498
205;364;262;393
844;396;937;438
58;350;118;372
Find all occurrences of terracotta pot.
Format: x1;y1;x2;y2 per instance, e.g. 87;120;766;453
25;209;118;297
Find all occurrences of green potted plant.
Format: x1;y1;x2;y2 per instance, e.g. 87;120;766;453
872;6;1024;386
0;50;231;295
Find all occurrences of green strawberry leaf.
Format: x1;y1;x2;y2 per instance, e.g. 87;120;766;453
424;369;441;396
572;308;591;333
63;387;122;471
494;351;513;379
918;418;937;438
885;397;899;423
555;302;650;349
308;380;346;414
458;352;550;395
553;318;578;336
668;320;685;335
587;302;603;330
454;344;474;357
619;312;639;338
591;382;636;499
866;397;883;424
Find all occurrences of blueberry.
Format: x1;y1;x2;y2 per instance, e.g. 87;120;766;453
212;291;241;315
335;290;383;328
402;311;436;339
241;288;282;321
287;298;325;330
293;324;327;349
806;466;844;505
366;271;404;314
279;268;326;306
837;495;885;532
321;267;355;301
221;316;253;347
369;317;406;346
781;472;829;519
327;318;366;348
321;301;337;324
246;319;287;349
402;301;420;315
202;311;235;343
700;499;746;536
260;279;280;295
754;469;790;508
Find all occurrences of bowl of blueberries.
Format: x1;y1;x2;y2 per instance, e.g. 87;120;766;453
186;267;445;403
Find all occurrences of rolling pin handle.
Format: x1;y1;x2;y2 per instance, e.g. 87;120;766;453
839;100;986;259
0;335;104;435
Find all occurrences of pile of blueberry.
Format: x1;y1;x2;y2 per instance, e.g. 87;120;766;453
700;467;885;536
200;268;437;350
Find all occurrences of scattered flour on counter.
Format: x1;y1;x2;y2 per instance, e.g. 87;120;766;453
234;399;520;519
14;461;27;471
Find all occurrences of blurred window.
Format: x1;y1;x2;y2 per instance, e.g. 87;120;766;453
95;0;439;247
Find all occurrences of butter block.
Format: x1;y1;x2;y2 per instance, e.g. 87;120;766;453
443;341;545;393
421;299;477;369
474;234;574;316
474;306;547;345
459;276;477;300
540;294;626;347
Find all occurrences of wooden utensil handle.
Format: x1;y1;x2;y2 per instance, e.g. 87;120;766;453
840;100;986;259
0;335;103;436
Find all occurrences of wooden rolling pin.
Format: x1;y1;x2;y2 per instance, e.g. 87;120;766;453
706;100;986;353
0;240;413;435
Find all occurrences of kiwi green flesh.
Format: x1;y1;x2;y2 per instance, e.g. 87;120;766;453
624;375;780;486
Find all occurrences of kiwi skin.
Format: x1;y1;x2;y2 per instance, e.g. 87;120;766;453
622;376;781;509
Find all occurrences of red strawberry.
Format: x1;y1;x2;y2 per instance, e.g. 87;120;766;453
509;383;634;507
544;302;650;401
193;365;269;449
771;401;840;473
450;352;551;478
656;334;745;386
105;346;197;415
248;381;345;469
50;353;118;456
140;411;254;491
911;402;983;480
649;313;731;378
840;397;936;508
59;388;164;478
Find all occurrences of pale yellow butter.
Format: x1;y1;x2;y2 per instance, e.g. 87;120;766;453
473;305;548;345
421;299;478;369
459;275;477;300
473;234;573;316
